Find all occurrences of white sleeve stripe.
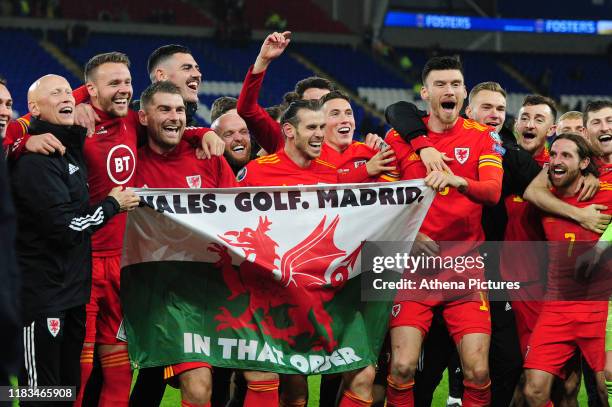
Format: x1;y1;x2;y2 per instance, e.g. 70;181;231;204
69;213;104;230
69;216;104;231
70;207;103;226
69;207;105;231
70;212;104;228
70;208;103;226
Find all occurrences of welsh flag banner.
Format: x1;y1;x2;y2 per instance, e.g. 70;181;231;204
121;181;433;374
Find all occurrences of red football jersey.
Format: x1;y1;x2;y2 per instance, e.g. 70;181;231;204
597;160;612;183
542;185;612;312
236;65;392;184
385;117;503;249
83;107;140;256
136;140;237;188
323;142;397;183
237;149;338;187
84;106;209;255
500;147;549;283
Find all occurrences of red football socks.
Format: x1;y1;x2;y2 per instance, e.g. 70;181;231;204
386;375;414;407
338;389;373;406
244;379;280;406
279;399;307;407
463;379;491;407
98;349;132;406
73;345;94;407
181;401;210;407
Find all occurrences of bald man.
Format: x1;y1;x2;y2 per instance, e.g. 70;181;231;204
212;111;253;173
10;75;139;401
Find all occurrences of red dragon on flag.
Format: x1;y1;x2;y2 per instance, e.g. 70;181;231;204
209;215;362;352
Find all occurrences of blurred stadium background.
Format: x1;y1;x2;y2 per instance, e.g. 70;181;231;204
2;0;610;404
1;0;611;136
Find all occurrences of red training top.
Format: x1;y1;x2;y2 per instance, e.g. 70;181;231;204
136;139;237;188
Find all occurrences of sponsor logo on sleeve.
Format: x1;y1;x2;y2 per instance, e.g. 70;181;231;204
490;131;502;144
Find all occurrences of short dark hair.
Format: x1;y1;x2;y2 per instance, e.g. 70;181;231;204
320;90;351;106
140;81;183;109
421;56;463;84
147;44;192;79
584;100;612;127
0;75;6;86
84;52;130;81
280;99;321;128
550;133;599;178
283;91;299;105
521;95;557;121
210;96;237;123
294;76;334;99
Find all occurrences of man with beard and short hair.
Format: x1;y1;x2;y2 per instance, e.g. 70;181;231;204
557;111;585;137
584;100;612;178
505;96;588;407
500;95;602;407
237;99;335;407
385;56;504;407
239;100;334;187
239;100;379;407
11;75;138;403
386;83;608;406
517;103;610;407
237;33;391;188
135;81;236;407
71;51;220;407
74;52;140;407
147;44;202;124
572;102;612;275
523;133;611;407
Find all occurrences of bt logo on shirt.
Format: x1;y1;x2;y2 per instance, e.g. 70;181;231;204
106;144;136;185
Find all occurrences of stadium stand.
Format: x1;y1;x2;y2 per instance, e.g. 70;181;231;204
497;0;612;20
3;24;611;126
0;28;79;116
243;0;352;34
58;0;213;26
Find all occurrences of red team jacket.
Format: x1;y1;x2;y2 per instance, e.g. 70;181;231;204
136;140;237;188
236;66;396;184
